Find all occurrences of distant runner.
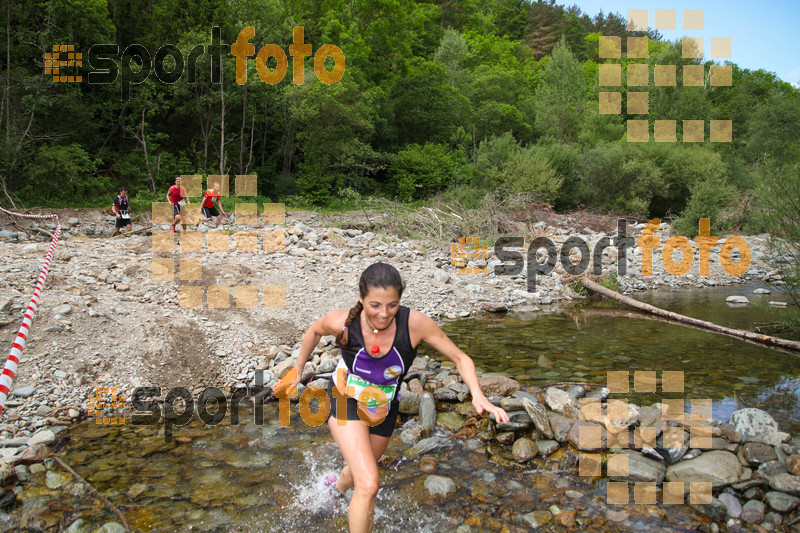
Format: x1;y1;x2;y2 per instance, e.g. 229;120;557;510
197;181;227;229
110;187;132;237
166;176;190;233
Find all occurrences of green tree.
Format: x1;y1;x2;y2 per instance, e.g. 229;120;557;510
434;28;469;87
534;38;584;143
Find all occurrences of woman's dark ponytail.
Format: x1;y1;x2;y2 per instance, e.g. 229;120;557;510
336;301;363;347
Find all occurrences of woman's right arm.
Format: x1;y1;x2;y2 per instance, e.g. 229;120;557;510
279;310;345;391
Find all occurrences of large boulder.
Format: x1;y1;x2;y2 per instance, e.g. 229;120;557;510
478;375;521;397
665;450;743;489
729;408;788;446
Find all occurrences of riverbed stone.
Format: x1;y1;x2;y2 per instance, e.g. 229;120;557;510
767;473;800;495
424;475;456;496
613;451;666;483
742;442;778;465
729;408;786;446
585;387;609;401
45;471;70;489
741;499;765;524
726;295;749;304
94;523;127;533
405;436;454;458
787;454;800;475
400;425;424;446
718;492;742;518
11;386;35;398
419;393;436;434
544;387;575;413
478;376;520;396
765;491;799;512
433;386;458;401
398;388;420;414
494;411;531;432
436;412;464;432
537;440;559;457
512;438;538;463
521;398;553;439
665;450;742;488
567;421;604;451
547;413;573;443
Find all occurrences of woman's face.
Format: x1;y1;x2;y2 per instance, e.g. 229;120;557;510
359;286;400;329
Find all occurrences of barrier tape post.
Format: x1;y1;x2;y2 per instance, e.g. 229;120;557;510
0;207;61;415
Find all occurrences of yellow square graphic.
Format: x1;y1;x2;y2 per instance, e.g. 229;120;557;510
607;454;629;477
682;37;704;59
607;399;628;422
662;426;685;449
152;203;173;225
578;425;603;449
151;231;173;253
661;371;684;392
689;482;712;504
634;371;657;392
599;64;621;86
207;232;230;253
207;286;230;309
627;92;648;114
662;481;684;505
654;65;676;87
662;398;685;421
151;258;174;281
263;285;285;308
207;175;230;196
264;229;285;253
690;426;712;448
235;286;258;308
180;286;202;308
683;9;704;31
263;203;286;225
654;9;676;31
599;36;621;59
180;232;202;253
710;37;732;59
627;37;648;59
627;9;648;31
683;120;704;143
710;120;732;143
607;481;629;504
690;398;712;424
235;203;258;225
235;175;257;197
607;371;628;393
579;398;602;421
179;257;202;281
627;63;649;86
235;231;258;252
683;65;705;87
627;120;649;142
181;174;202;197
599;92;621;114
579;453;601;477
709;65;732;86
634;482;657;504
607;428;630;449
635;426;657;449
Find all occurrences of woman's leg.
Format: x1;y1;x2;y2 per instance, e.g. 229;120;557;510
336;433;389;493
328;418;387;533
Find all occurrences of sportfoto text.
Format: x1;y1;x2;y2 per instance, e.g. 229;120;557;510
493;218;751;291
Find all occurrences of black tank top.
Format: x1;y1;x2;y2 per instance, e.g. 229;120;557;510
334;305;417;397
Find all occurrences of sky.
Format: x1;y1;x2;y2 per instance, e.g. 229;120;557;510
571;0;800;86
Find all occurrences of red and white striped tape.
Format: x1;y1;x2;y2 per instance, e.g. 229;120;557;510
0;206;61;415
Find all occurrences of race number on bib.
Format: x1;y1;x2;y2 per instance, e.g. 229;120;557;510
121;213;130;219
345;373;396;410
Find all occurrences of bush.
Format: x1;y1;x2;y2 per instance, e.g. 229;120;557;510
673;175;737;237
497;146;563;203
389;143;460;201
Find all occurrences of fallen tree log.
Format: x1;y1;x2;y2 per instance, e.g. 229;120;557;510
112;225;152;237
581;276;800;355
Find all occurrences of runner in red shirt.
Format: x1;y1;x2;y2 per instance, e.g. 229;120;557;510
197;182;227;229
166;176;190;233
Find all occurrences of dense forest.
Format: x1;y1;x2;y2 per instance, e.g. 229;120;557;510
1;0;799;237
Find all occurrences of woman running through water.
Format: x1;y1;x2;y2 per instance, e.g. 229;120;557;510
280;263;509;533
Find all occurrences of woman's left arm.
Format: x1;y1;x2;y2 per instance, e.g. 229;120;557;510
413;311;510;423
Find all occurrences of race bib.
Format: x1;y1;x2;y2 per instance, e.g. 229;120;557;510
345;373;397;410
179;199;186;206
121;213;130;219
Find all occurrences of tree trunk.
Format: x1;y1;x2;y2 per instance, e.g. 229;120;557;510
581;276;800;355
219;61;225;176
